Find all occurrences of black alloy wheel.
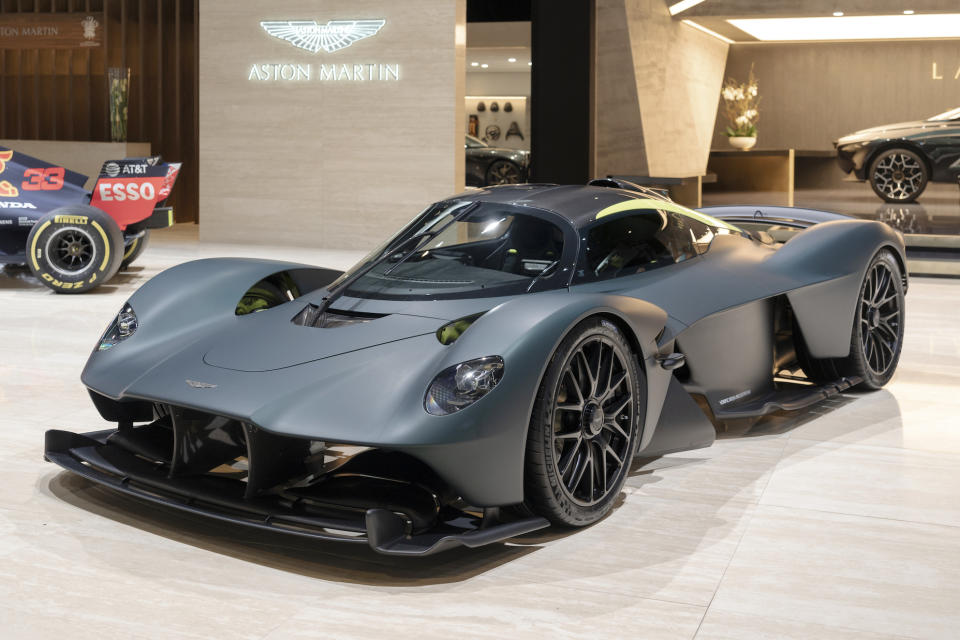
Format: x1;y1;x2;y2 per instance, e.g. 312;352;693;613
795;250;905;390
485;160;522;185
552;336;635;506
47;227;95;275
523;318;643;526
869;148;928;203
857;256;904;382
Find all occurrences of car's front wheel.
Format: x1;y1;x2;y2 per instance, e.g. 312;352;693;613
523;318;644;526
869;148;928;203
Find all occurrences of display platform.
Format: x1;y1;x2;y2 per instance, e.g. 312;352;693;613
3;226;960;638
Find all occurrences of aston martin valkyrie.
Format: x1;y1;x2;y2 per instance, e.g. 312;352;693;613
45;180;907;555
835;106;960;202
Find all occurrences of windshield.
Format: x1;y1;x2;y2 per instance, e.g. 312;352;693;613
340;201;572;300
928;107;960;121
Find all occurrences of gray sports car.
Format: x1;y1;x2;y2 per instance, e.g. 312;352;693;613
45;180;907;556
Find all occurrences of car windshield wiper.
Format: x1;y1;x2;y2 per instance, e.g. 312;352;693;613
315;201;480;314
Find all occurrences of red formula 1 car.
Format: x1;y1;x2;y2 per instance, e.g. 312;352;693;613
0;146;181;293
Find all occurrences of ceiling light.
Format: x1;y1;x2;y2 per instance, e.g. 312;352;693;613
528;61;532;66
728;14;960;41
480;63;488;68
507;57;517;63
903;9;914;14
470;61;479;67
833;11;844;17
682;19;735;44
668;0;707;16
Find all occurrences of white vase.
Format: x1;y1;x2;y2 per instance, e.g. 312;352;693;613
728;136;757;150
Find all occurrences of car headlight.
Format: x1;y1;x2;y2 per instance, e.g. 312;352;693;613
97;303;138;351
424;356;504;416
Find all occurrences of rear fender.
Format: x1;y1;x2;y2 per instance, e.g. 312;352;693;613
769;219;905;358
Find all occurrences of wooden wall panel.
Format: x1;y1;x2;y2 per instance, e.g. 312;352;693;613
0;0;198;222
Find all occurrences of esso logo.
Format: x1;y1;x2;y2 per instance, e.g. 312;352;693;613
97;181;156;202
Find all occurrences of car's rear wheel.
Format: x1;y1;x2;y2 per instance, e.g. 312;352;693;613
796;249;905;389
120;229;150;270
26;205;123;293
869;148;928;203
485;160;522;185
523;318;644;526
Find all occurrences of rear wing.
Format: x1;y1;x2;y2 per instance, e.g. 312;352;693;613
697;205;853;229
90;156;182;229
698;205;855;245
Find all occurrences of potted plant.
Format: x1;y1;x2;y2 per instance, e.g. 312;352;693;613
108;67;130;143
721;65;759;150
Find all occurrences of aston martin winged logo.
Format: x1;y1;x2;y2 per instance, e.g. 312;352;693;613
260;19;386;53
185;379;217;389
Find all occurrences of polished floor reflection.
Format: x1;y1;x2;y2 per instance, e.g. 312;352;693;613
2;226;959;639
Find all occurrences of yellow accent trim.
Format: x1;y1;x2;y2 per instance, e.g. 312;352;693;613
123;237;139;261
594;198;742;232
91;220;111;271
29;220;51;270
168;210;174;226
54;214;88;224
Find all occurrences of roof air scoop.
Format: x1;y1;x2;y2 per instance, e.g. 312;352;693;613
587;177;672;201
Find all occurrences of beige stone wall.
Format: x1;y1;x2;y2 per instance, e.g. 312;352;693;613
714;41;960;151
199;0;465;250
594;0;728;178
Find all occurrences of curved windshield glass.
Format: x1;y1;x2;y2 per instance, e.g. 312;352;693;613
928;107;960;121
339;201;571;300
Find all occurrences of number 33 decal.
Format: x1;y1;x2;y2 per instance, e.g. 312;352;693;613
22;167;65;191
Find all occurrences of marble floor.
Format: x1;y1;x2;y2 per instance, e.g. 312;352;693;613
2;225;959;639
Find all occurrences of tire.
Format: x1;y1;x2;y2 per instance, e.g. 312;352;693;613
868;148;928;203
26;205;123;293
523;318;645;526
120;229;150;270
796;250;905;390
485;160;522;185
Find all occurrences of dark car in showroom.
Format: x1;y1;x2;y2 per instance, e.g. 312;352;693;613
835;107;960;203
465;135;529;187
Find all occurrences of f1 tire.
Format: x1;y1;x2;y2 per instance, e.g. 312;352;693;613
120;229;150;270
26;205;123;293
